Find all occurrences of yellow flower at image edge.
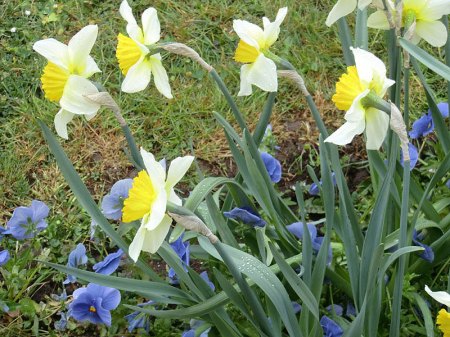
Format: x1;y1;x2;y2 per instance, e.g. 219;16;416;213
324;47;395;150
437;309;450;336
122;148;194;262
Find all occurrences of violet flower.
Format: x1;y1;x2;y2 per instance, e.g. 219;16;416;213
5;200;49;240
260;152;282;183
64;243;88;284
320;316;344;337
400;143;419;170
101;179;133;220
409;102;449;139
412;230;434;263
223;207;266;228
168;234;190;280
93;249;123;275
0;250;10;266
309;172;337;196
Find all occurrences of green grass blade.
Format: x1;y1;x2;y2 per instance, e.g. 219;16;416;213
413;293;435;337
38;120;160;280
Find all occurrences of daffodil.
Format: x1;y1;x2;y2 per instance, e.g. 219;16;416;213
122;148;194;261
326;0;372;26
116;0;172;98
368;0;450;47
425;285;450;336
233;7;287;96
33;25;101;139
325;48;395;150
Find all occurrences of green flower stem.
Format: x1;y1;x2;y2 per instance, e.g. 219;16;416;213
361;92;392;114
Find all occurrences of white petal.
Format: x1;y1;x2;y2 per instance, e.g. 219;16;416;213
54;109;74;139
142;7;160;45
325;0;357;26
128;225;146;262
357;0;372;9
82;56;101;77
149;54;172;99
415;20;447;47
365;108;389;150
168;189;182;206
352;47;387;88
425;285;450;307
140;147;166;186
121;57;152;93
421;0;450;21
144;188;167;230
60;75;100;115
33;38;69;70
233;19;264;48
141;215;172;254
245;54;278;93
238;64;253;96
325;120;365;145
119;0;143;42
68;25;98;69
344;89;370;122
263;7;288;47
166;156;194;191
367;11;390;30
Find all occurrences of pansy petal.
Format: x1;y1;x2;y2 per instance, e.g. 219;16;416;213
367;11;390;30
150;54;172;99
233;19;264;48
100;288;121;310
60;75;100;115
365;108;389;150
415;20;447;47
33;38;69;70
166;156;194;191
119;0;143;42
425;285;450;307
141;215;172;253
245;54;277;92
54;109;75;140
142;7;160;45
325;0;357;26
68;25;98;68
121;57;152;93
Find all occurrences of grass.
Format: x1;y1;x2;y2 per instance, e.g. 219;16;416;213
0;0;448;335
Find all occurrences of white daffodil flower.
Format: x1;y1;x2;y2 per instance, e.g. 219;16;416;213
325;48;395;150
326;0;372;26
33;25;101;139
116;0;172;98
368;0;450;47
425;285;450;307
233;7;288;96
122;148;194;262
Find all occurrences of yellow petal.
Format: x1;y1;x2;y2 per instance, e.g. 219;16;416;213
41;62;70;102
332;66;365;111
122;170;157;223
437;309;450;337
116;33;142;75
234;40;260;64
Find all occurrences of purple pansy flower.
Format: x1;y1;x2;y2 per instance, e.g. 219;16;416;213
412;230;434;263
54;312;68;331
125;301;154;333
168;235;190;280
320;316;344;337
0;250;10;266
93;249;124;275
326;304;344;316
223;207;266;228
409;102;449;139
346;303;356;317
287;222;332;265
0;227;6;241
68;283;121;326
64;243;88;284
101;179;133;220
260;152;282;183
309;172;337;196
400;143;419;170
446;180;450;189
200;271;215;291
182;319;210;337
5;200;49;240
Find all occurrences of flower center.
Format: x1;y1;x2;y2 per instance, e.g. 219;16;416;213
332;66;365;111
89;305;96;313
41;62;70;102
234;40;260;63
116;33;142;75
122;170;157;223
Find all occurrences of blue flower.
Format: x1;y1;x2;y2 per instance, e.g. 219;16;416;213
101;179;133;220
93;249;123;275
326;304;343;316
309;172;337;196
90;219;97;240
200;271;215;291
346;303;356;317
0;250;10;266
400;143;419;170
182;319;210;337
168;235;190;280
64;243;88;284
125;300;154;333
412;230;434;263
260;152;282;183
223;207;266;227
54;312;68;331
436;102;449;118
0;227;6;242
320;316;344;337
51;290;68;301
409;102;449;139
446;179;450;189
287;222;332;265
5;200;49;240
68;283;121;326
292;302;302;314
